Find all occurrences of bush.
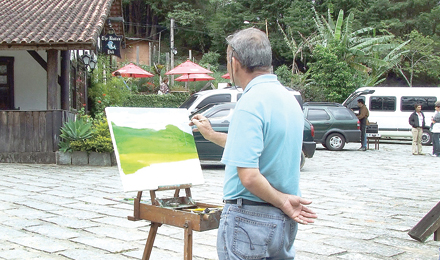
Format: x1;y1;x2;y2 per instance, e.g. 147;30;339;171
88;77;131;118
124;92;190;108
59;117;114;153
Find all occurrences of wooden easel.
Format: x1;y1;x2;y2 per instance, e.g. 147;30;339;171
128;184;222;260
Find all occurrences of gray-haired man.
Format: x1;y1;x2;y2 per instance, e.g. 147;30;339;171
190;28;316;259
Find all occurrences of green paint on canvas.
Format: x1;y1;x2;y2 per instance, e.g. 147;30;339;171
111;123;198;174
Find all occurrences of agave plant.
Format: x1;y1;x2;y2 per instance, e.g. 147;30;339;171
58;119;94;152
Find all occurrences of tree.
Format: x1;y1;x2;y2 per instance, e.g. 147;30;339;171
311;8;408;86
396;30;440;87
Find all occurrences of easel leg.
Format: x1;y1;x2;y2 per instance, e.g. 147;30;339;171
184;221;193;260
143;222;161;260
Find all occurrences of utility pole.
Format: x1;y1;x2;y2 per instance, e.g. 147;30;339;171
158;31;161;64
170;18;175;86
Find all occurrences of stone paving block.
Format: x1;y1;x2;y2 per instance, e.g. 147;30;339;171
323;239;404;257
295;240;346;256
0;226;28;240
123;248;181;260
88;152;111;166
91;216;149;228
42;216;99;229
3;218;43;229
30;194;77;206
76;195;117;205
85;226;147;241
336;252;386;260
7;235;70;253
16;199;60;211
25;223;81;240
51;208;103;220
5;206;57;220
70;236;137;253
61;248;134;260
310;227;377;240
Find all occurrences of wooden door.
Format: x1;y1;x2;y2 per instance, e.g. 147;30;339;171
0;57;14;110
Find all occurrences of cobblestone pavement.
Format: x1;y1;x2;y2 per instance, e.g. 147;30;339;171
0;142;439;260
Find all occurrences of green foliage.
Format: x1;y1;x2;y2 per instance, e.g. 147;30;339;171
309;45;361;103
200;51;221;72
58;119;94;152
396;30;440;86
123;93;190;108
88;77;131;118
60;118;114;153
60;119;94;142
274;64;293;87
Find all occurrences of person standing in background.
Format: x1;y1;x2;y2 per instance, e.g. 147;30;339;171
409;104;426;155
356;99;369;151
159;78;170;95
430;101;440;157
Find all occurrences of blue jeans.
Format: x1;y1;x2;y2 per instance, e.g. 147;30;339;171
217;203;298;260
433;133;440;156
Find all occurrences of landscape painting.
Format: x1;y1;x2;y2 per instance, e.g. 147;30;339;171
105;107;204;192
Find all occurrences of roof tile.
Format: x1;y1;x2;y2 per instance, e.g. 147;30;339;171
0;0;114;49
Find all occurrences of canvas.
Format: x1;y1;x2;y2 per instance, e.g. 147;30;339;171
105;107;204;192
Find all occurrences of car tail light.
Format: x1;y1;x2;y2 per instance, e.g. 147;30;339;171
310;123;315;137
357;120;360;130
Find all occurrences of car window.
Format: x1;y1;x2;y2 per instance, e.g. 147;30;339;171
327;107;355;120
208;109;233;119
306;109;330;121
237;93;242;100
179;95;198;109
196;94;231;109
369;96;396;111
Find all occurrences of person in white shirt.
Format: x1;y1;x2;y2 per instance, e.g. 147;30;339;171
408;104;426;155
430;101;440;157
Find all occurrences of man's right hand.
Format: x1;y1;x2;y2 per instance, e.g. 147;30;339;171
189;114;227;148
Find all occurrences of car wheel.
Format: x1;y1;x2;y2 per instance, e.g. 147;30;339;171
422;129;432;145
300;151;305;170
325;133;345;151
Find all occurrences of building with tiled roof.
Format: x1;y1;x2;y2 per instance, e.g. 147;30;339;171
0;0;124;163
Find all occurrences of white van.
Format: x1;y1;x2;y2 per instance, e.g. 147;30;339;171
343;87;440;145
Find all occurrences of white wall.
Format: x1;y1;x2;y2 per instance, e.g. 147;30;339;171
0;50;51;110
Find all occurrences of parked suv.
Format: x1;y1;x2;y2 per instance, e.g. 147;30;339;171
303;102;360;151
191;103;316;169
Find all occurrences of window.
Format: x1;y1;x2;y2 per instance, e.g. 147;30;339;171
209;109;233;119
328;107;355;120
369;96;396;111
347;96;365;110
307;109;330;121
401;96;437;111
0;57;14;110
196;94;231;109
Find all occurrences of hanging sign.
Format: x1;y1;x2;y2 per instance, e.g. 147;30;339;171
101;33;122;58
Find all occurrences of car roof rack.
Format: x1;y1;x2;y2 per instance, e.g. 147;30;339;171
303;102;343;107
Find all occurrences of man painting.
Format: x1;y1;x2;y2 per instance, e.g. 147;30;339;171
190;28;316;259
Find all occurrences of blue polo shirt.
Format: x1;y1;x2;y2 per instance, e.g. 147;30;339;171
221;74;304;202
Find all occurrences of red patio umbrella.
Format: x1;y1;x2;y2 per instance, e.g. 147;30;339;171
175;73;215;82
221;73;230;79
112;63;154;78
165;60;213;75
